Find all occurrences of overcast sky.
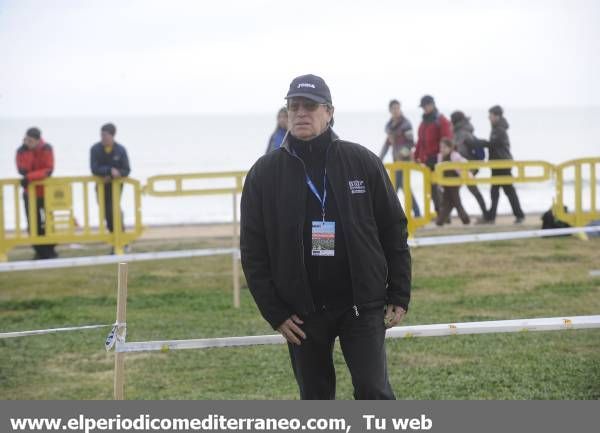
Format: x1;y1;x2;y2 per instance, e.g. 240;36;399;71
1;0;599;116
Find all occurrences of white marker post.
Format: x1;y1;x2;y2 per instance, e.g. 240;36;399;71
113;263;128;400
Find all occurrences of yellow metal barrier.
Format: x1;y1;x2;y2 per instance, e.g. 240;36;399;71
144;171;246;196
433;160;555;186
0;176;143;261
554;157;600;227
384;162;435;236
144;171;246;309
387;159;571;234
1;157;597;262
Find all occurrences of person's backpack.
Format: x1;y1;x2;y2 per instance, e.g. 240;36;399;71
471;146;485;160
466;136;485;160
541;206;570;230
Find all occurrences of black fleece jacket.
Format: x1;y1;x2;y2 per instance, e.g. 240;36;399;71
289;129;353;311
473;117;514;160
240;128;411;330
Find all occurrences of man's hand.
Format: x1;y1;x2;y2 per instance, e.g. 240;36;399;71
277;314;306;345
384;304;406;328
111;167;122;178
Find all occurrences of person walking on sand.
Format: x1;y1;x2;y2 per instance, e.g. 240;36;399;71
241;74;411;400
450;111;489;220
435;138;471;226
379;99;421;217
414;95;452;214
473;106;525;224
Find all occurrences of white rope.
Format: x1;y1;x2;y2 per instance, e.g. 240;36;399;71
114;315;600;353
0;247;237;272
407;225;600;247
2;226;598;273
0;323;112;339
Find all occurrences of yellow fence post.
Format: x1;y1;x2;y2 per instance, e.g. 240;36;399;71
574;164;582;228
98;180;107;234
0;185;6;262
554;158;600;229
14;183;22;239
27;183;37;238
114;262;128;400
112;180;124;255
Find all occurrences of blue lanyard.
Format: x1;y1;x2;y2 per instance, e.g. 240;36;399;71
292;149;328;220
306;171;327;221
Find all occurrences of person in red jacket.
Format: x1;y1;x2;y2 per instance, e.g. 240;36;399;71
414;95;452;214
15;127;57;259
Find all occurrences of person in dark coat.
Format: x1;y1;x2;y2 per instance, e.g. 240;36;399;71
265;107;288;153
473;106;525;223
241;74;411;400
90;123;131;234
15;127;58;259
450;111;489;220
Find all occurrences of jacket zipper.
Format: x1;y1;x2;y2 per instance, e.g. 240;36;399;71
321;139;361;319
284;147;316;314
283;135;362;319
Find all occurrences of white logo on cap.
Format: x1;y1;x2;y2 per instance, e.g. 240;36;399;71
297;83;316;89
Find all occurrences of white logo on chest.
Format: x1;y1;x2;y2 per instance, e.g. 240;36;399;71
348;180;366;194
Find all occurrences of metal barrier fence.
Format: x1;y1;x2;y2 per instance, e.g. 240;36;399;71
1;157;598;262
554;158;600;227
386;157;599;231
0;176;143;261
144;171;246;308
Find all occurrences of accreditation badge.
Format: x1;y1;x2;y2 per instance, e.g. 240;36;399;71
312;221;335;256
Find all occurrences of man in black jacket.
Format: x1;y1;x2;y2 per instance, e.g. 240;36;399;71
90;123;131;234
475;106;525;224
240;75;411;400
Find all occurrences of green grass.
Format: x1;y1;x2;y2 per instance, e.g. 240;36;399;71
0;237;599;399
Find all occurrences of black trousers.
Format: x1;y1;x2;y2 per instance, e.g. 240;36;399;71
394;169;421;217
23;195;56;259
287;306;395;400
489;169;525;220
424;156;442;213
99;183;123;232
466;169;488;217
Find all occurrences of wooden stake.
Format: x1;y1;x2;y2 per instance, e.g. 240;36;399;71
114;262;128;400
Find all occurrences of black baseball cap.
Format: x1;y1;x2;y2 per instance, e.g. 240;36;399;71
285;74;332;104
419;95;435;107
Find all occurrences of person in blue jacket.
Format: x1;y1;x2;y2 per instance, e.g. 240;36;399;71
90;123;131;235
265;107;288;153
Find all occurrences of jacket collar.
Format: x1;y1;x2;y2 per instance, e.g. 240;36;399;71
281;127;340;153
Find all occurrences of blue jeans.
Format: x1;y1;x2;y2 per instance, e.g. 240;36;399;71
395;170;421;217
